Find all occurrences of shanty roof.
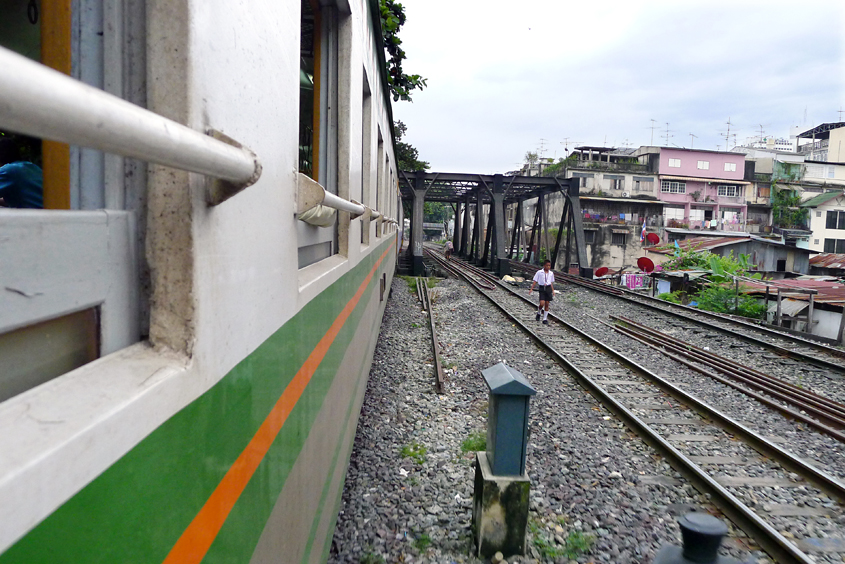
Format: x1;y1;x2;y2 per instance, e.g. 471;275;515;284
742;279;845;306
664;228;752;237
766;298;808;317
796;122;845;140
800;190;844;208
648;235;814;256
648;236;752;255
810;253;845;269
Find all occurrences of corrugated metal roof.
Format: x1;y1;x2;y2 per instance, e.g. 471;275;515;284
767;298;808;317
800;190;844;208
648;236;750;255
810;253;845;269
742;279;845;305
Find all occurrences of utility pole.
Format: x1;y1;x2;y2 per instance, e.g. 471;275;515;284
689;133;697;149
649;119;657;145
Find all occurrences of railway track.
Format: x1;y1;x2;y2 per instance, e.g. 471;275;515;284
503;259;845;375
416;277;445;393
425;251;845;563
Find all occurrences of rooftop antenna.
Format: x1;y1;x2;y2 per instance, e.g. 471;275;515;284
560;138;582;153
689;133;697;149
649;119;657;145
721;117;734;150
664;122;673;146
839;107;844;121
538;138;548;158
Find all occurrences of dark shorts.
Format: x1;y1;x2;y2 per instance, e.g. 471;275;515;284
539;285;553;302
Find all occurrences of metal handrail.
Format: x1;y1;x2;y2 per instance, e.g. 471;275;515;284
0;46;261;188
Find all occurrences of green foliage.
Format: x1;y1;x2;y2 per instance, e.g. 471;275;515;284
399;275;417;293
413;533;432;552
424;201;451;223
528;520;594;559
460;431;486;452
394;120;430;172
695;284;767;319
661;245;754;281
772;187;808;228
400;442;427;464
525;151;539;165
658;290;684;304
359;549;385;564
425;277;439;288
379;0;427;102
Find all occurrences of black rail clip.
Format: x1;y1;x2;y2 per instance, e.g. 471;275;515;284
653;512;743;564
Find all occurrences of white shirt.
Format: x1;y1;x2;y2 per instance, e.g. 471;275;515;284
533;269;554;286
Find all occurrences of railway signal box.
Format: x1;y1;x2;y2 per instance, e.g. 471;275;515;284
482;363;536;476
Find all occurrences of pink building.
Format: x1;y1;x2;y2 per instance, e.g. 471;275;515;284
637;147;750;232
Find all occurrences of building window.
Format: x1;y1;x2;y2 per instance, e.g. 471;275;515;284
828;166;836;179
717;185;739;197
823;239;845;253
668;158;681;168
826;210;845;230
661;180;686;194
611;232;627;245
724;162;737;172
606;175;624;190
697;160;709;170
584;229;596;244
814;239;819;245
816;211;822;218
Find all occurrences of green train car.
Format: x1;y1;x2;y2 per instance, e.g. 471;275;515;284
0;0;400;562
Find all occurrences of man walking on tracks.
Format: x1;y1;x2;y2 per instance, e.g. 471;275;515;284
529;259;555;325
444;239;453;260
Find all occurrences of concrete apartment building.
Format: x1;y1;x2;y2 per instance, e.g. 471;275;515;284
631;146;750;232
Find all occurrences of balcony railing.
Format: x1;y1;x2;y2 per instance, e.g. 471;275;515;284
572;160;651;173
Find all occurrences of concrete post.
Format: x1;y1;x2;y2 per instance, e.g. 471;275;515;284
411;175;427;275
492;174;508;276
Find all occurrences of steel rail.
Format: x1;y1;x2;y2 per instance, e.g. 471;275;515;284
611;315;845;427
420;280;445;393
424;248;496;290
602;319;845;443
442;262;842;563
620;286;845;360
505;258;845;373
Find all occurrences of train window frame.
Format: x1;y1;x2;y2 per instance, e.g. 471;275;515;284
297;0;342;269
375;130;384;238
0;0;145;403
360;70;372;247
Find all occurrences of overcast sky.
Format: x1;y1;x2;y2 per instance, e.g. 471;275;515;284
392;0;845;174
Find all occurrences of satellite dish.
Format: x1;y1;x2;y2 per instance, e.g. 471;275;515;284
637;257;655;273
595;267;609;277
646;232;661;245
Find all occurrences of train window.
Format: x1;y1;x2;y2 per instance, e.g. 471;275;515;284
298;0;341;268
361;73;372;246
375;130;384;237
0;0;140;211
0;0;144;402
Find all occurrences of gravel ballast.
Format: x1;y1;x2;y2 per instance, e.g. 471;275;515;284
329;277;768;564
